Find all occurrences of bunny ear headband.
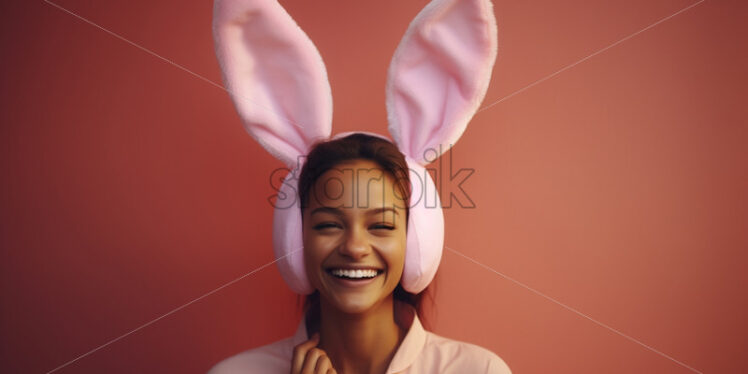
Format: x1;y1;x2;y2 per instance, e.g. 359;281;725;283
213;0;498;294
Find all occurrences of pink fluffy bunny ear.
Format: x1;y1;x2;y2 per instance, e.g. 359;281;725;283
213;0;333;294
213;0;332;167
386;0;498;165
386;0;498;293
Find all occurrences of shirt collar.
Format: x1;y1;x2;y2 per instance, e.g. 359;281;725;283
290;300;427;373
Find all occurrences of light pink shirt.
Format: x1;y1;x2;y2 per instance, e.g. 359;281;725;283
208;302;512;373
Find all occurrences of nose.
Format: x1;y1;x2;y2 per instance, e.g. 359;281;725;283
339;225;370;259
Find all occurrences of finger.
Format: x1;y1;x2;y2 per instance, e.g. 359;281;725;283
292;338;319;373
300;348;326;374
314;354;333;374
291;334;320;374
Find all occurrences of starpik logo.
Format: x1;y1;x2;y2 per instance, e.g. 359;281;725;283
267;145;476;211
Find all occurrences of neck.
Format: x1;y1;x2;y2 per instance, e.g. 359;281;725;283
312;296;406;374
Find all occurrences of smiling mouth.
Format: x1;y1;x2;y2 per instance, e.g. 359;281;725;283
325;268;384;280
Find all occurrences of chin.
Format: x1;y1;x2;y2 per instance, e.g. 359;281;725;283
330;295;377;314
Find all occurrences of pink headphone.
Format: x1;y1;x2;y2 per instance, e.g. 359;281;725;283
212;0;498;295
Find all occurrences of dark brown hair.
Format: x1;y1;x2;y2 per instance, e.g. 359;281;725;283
296;133;435;330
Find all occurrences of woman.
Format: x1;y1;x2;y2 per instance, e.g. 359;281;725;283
209;134;511;373
209;0;511;372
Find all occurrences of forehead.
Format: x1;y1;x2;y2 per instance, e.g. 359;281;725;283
309;159;404;210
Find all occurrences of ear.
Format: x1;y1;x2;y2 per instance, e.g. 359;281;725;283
213;0;333;167
386;0;498;165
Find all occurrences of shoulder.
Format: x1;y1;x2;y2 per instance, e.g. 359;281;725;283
424;332;512;374
207;337;295;374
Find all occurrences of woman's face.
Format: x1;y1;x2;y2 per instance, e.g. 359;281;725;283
302;158;408;315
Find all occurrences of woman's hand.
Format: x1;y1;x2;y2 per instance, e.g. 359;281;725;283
291;332;338;374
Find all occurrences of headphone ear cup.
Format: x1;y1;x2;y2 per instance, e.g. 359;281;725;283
401;159;444;294
272;168;314;295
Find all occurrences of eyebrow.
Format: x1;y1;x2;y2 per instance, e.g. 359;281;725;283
310;206;399;217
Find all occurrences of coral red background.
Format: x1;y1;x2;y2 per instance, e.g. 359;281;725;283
2;0;746;373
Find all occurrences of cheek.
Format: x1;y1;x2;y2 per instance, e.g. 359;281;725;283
303;234;337;274
377;236;407;272
305;234;338;254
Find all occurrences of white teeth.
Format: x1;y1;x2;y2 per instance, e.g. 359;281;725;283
331;269;379;279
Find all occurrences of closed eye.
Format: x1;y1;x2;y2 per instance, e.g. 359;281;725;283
371;224;395;230
313;222;342;230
